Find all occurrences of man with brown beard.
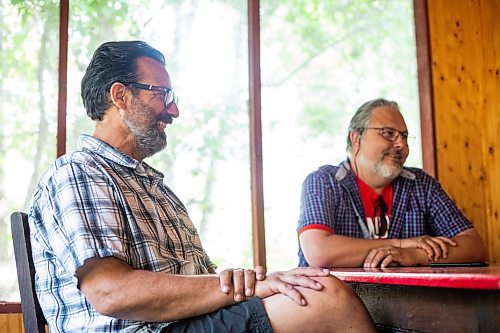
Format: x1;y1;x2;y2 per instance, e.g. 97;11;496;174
298;98;486;268
29;41;376;333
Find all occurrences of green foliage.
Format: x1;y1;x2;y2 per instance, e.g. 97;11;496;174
303;104;343;138
261;0;417;140
0;0;420;300
0;0;134;299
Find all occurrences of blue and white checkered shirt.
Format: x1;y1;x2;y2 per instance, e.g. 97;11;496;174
29;134;216;332
297;160;472;267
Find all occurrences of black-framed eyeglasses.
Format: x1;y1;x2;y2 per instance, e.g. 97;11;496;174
128;82;178;109
362;127;414;144
374;195;388;237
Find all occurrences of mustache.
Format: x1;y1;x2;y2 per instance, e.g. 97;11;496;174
383;149;404;159
383;149;404;165
159;113;173;124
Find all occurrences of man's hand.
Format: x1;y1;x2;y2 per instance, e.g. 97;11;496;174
219;266;266;301
401;236;456;261
256;267;331;306
363;246;427;268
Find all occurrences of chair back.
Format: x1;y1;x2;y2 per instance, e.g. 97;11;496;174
11;211;47;333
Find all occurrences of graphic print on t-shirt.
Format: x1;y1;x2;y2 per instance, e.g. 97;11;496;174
356;176;393;239
365;214;391;239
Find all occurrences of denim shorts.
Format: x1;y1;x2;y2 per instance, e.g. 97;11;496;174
162;297;273;333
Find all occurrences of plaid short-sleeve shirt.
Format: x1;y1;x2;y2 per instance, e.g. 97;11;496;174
297;160;472;267
29;134;216;332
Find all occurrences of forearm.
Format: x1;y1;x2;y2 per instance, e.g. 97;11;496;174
433;232;487;263
79;258;238;322
118;273;236;321
301;231;400;267
397;234;486;266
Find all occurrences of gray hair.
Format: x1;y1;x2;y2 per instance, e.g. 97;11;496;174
346;98;400;152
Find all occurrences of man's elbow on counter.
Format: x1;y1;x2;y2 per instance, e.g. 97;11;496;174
462;229;489;262
303;249;342;268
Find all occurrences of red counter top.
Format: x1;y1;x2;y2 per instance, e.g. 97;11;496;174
329;264;500;290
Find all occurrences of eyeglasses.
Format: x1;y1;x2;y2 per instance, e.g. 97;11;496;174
362;127;415;144
128;82;178;109
374;195;388;237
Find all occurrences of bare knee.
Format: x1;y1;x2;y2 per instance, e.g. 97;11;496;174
263;276;375;333
313;276;358;306
310;276;376;332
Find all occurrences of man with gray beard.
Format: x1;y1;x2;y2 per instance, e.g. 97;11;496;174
297;98;486;268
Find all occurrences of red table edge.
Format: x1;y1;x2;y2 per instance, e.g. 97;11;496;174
329;268;500;290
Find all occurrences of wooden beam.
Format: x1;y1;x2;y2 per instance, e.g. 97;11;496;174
57;0;69;157
413;0;437;178
247;0;266;269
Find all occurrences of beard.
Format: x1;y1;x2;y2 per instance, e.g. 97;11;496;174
357;149;405;180
124;97;167;158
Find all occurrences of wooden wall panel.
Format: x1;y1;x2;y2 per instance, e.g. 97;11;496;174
481;0;500;265
427;0;500;263
0;313;24;333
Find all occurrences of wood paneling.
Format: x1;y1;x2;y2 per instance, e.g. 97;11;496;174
427;0;500;263
0;313;24;333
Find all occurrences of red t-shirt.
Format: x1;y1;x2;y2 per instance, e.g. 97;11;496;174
356;176;393;239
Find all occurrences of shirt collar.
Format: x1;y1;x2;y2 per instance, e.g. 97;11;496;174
77;134;164;179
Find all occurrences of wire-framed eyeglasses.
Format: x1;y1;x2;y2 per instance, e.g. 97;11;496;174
362;127;415;144
128;82;178;109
